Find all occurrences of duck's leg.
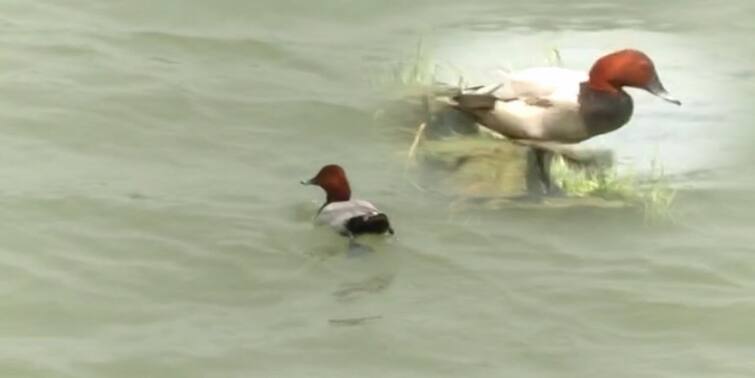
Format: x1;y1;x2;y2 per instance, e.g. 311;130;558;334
534;148;551;192
532;148;563;196
514;138;566;196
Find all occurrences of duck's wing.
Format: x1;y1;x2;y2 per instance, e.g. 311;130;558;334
495;67;587;101
451;67;585;113
452;67;587;111
442;67;587;141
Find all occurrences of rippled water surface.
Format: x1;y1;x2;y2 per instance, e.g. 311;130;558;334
0;1;754;377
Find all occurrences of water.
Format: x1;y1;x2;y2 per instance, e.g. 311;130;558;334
0;1;753;377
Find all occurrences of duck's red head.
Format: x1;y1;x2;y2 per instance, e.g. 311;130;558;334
301;164;351;203
588;49;681;105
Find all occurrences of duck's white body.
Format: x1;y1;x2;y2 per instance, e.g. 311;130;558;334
316;199;380;234
454;67;594;143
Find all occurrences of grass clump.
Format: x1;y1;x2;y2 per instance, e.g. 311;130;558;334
550;156;676;221
395;41;437;88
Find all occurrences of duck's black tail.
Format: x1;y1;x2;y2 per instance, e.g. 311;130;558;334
451;92;498;112
345;213;394;236
450;84;502;112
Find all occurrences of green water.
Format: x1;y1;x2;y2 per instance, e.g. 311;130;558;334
0;1;753;377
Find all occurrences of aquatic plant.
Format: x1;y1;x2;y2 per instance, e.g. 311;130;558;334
550;155;676;222
371;39;441;92
395;40;437;88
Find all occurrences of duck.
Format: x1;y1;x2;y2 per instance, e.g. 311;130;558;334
301;164;394;237
442;49;681;192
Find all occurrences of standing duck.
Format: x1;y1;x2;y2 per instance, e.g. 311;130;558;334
302;164;394;237
445;49;681;192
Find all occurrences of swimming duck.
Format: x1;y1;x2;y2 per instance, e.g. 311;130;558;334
301;164;394;237
444;49;681;192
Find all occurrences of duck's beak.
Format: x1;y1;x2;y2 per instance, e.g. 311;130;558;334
646;75;681;106
300;178;314;185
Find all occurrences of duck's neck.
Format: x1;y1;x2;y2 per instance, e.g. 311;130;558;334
316;188;351;214
578;82;634;138
317;179;350;204
326;189;350;204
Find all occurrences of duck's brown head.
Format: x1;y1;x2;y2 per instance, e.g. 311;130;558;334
588;49;681;106
301;164;351;203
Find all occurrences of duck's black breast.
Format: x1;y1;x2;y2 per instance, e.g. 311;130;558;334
345;213;394;236
579;83;634;138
